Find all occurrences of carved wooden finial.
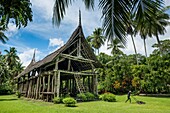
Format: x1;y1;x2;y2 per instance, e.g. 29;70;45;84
79;10;81;26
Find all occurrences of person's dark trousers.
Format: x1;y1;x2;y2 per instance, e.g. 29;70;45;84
125;97;131;103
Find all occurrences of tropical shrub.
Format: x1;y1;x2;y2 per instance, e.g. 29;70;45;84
62;97;77;107
0;82;13;95
53;97;63;104
16;91;21;98
100;93;116;102
85;92;95;101
77;93;87;101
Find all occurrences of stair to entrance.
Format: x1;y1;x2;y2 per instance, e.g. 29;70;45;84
74;74;86;93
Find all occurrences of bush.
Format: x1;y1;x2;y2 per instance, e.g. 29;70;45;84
0;84;12;95
77;93;87;101
62;97;77;107
100;93;116;102
16;91;21;98
53;97;63;104
85;92;95;101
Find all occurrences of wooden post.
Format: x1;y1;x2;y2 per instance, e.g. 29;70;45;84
78;37;81;57
52;75;54;93
91;62;97;94
95;74;98;95
88;76;91;92
68;59;71;71
36;77;40;99
57;71;60;97
42;76;45;100
47;74;50;101
54;58;59;97
28;80;32;98
38;76;42;99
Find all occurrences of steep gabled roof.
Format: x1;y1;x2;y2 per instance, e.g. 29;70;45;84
17;12;101;78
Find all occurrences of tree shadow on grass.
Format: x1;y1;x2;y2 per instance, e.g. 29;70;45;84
0;98;18;101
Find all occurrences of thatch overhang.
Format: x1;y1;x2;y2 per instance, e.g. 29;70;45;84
16;21;102;79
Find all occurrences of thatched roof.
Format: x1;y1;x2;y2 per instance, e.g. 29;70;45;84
16;16;102;78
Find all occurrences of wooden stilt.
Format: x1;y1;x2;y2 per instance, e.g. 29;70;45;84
54;58;59;97
47;74;50;101
38;76;42;99
42;76;45;100
57;71;60;97
52;75;54;93
36;77;40;99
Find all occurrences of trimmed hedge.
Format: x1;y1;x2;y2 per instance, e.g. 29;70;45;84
85;92;95;101
77;93;87;101
53;97;63;104
77;92;95;101
62;97;77;107
100;93;116;102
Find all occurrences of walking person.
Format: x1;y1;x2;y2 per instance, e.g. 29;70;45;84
125;91;131;103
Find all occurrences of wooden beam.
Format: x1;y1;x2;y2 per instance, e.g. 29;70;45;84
60;54;95;63
54;70;95;76
69;48;77;55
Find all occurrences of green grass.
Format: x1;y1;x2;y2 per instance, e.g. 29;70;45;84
0;95;170;113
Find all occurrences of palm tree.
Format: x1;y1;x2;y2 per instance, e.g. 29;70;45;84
0;29;8;44
87;28;105;54
0;0;33;43
107;38;125;55
150;7;170;54
4;47;19;69
135;6;170;55
53;0;164;45
127;24;139;65
12;62;24;79
86;36;94;52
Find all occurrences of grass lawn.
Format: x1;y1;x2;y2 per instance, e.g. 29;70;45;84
0;95;170;113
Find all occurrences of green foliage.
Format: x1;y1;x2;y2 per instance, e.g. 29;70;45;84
62;97;77;107
77;92;95;101
0;84;12;95
0;80;13;95
0;48;23;94
84;92;95;101
77;93;87;102
16;91;21;98
0;0;33;43
100;93;116;102
53;97;63;104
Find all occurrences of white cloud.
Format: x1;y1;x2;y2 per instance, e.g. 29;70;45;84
30;0;55;20
49;38;64;47
5;23;18;38
165;0;170;6
18;48;44;67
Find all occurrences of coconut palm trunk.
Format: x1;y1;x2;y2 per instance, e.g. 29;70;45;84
131;34;138;65
155;33;162;54
143;37;147;57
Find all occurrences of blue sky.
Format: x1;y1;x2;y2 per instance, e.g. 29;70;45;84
0;0;170;66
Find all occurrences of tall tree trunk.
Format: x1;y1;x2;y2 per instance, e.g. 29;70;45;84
131;35;138;65
156;34;162;55
143;38;147;57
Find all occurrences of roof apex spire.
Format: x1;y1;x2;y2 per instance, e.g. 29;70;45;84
79;9;81;26
31;49;36;63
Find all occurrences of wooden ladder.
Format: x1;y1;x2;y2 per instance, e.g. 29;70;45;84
74;74;86;93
